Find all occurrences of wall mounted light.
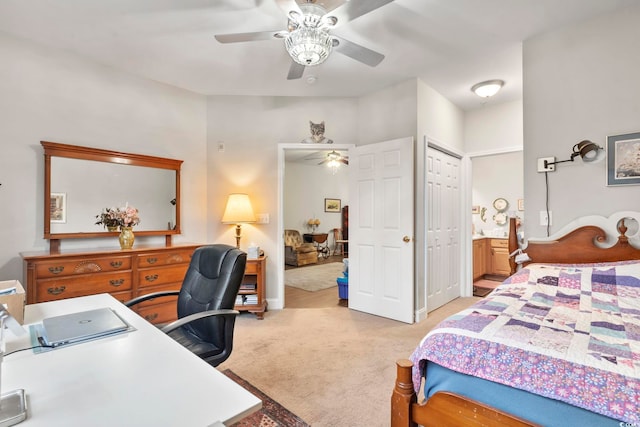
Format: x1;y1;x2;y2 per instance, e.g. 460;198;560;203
471;79;504;98
543;140;603;170
221;193;256;249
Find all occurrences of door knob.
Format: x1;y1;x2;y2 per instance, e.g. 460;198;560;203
403;236;411;243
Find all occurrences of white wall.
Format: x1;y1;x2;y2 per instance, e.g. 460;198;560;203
283;161;348;241
417;79;465;152
0;33;207;283
357;79;418;144
523;3;640;238
465;100;523;154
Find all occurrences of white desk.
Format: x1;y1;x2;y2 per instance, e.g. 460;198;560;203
2;294;261;426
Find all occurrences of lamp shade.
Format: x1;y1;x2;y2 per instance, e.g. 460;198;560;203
222;194;256;224
573;140;601;162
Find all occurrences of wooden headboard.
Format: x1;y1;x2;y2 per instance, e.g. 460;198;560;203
508;212;640;274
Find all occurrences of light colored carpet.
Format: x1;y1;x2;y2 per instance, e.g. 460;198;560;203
285;262;344;292
218;297;479;426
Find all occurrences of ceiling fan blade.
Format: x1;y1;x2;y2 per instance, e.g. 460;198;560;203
332;36;385;67
287;61;305;80
340;159;349;165
330;0;394;25
214;30;282;43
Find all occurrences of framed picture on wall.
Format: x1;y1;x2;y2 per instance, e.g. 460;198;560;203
324;198;341;213
607;131;640;186
50;192;67;223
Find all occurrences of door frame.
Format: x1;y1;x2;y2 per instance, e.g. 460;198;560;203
275;143;355;309
465;146;523;297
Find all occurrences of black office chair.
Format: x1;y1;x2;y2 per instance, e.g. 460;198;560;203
125;244;247;367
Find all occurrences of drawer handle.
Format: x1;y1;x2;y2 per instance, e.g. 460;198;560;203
47;286;66;295
48;266;65;275
109;279;125;287
146;257;158;265
110;261;123;268
145;274;159;282
144;313;158;322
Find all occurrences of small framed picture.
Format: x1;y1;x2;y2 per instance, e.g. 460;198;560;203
324;198;341;213
471;205;480;214
50;192;67;223
517;199;524;211
607;132;640;186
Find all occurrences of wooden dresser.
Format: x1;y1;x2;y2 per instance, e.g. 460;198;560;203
21;244;201;324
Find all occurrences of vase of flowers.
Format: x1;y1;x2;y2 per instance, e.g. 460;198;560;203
95;208;120;231
96;205;140;249
116;205;140;249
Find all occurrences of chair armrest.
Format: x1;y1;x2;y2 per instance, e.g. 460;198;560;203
160;309;239;334
124;290;180;308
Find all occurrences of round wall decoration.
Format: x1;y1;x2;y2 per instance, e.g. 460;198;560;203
493;198;509;212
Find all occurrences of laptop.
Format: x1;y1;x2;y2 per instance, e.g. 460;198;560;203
41;307;129;347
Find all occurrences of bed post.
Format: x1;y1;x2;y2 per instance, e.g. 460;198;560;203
391;359;417;427
508;217;519;275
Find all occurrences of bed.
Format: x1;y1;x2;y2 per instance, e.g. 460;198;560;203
392;213;640;427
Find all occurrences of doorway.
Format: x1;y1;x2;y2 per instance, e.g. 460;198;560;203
470;150;524;296
277;143;353;309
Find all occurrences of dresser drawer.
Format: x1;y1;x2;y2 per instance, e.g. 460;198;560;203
35;256;131;278
138;264;189;288
244;261;261;275
137;250;194;268
134;282;181;308
36;271;132;302
136;301;177;325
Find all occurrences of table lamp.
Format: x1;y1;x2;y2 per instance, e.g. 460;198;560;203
222;193;256;249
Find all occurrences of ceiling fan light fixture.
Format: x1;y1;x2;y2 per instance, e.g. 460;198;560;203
285;27;333;66
471;79;504;98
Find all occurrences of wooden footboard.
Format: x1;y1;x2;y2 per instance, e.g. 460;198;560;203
391;359;539;427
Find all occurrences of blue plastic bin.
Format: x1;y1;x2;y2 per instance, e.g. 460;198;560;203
337;276;348;299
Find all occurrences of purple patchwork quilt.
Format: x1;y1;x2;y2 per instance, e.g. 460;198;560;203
410;262;640;423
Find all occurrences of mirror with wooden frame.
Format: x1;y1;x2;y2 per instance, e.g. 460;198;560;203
42;141;182;252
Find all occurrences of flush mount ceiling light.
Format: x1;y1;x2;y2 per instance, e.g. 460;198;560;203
471;79;505;98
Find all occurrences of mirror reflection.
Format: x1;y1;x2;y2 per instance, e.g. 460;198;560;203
49;157;176;233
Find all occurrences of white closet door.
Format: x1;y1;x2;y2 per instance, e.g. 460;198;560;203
426;146;461;312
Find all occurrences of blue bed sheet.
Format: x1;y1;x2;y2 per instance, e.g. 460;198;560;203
425;362;620;427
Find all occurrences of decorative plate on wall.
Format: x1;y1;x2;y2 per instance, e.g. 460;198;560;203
493;212;508;225
493;198;509;212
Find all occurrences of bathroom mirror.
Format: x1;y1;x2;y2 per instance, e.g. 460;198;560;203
42;141;182;251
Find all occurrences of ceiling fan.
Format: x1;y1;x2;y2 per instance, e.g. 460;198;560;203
319;150;348;165
214;0;394;80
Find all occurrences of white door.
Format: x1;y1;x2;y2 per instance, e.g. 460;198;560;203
348;137;414;323
426;146;461;311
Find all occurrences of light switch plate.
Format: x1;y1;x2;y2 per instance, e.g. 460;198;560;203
256;213;269;224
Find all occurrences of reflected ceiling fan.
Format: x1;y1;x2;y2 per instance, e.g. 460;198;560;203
214;0;394;80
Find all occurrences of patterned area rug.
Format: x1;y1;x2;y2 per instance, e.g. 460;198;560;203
223;369;310;427
285;262;343;292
